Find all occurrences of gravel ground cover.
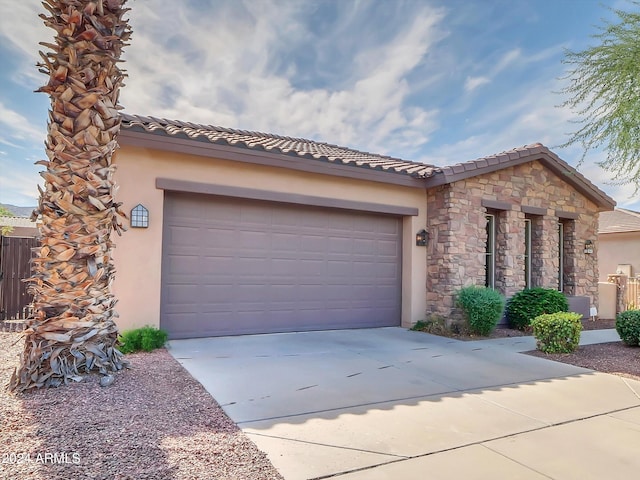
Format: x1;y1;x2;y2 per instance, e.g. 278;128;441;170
2;318;636;479
526;341;640;381
0;331;283;480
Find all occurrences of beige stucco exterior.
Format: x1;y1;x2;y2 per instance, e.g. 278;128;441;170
112;144;428;332
598;231;640;281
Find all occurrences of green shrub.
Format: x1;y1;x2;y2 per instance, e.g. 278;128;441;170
118;326;168;354
616;310;640;346
455;286;505;336
531;312;582;353
505;288;568;330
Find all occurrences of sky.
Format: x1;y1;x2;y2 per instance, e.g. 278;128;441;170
0;0;638;210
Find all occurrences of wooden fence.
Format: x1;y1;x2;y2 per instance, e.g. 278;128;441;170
0;236;38;321
627;278;640;310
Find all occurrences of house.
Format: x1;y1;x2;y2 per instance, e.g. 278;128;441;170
112;114;615;339
0;216;38;238
598;208;640;280
598;208;640;316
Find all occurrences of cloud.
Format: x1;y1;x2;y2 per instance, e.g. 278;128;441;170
0;102;44;143
464;76;490;92
462;48;522;94
421;75;580;165
0;158;40;205
119;0;445;157
0;0;49;85
418;74;640;210
494;48;522;72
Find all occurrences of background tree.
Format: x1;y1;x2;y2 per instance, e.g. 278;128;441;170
0;206;15;236
559;2;640;188
9;0;131;392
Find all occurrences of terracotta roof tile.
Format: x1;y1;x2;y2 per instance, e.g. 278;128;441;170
119;115;615;209
120;114;440;179
599;208;640;234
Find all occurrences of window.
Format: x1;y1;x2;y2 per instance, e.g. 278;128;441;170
485;214;495;288
130;204;150;228
524;218;532;288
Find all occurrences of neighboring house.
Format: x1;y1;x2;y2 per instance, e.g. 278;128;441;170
598;208;640;282
598;208;640;280
112;114;615;339
0;216;38;238
598;208;640;316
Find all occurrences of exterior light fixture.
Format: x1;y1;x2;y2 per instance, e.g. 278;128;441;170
130;204;149;228
584;239;594;254
416;229;429;247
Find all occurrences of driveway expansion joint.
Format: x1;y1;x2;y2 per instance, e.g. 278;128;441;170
622;377;640;400
303;404;640;479
480;444;556;480
246;431;410;460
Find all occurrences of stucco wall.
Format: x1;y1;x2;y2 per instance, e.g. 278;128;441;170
112;144;428;332
426;160;601;323
599;231;640;280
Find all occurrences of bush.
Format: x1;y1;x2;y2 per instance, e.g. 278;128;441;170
411;316;450;336
616;310;640;346
118;326;168;354
455;286;505;336
505;288;568;330
531;312;582;353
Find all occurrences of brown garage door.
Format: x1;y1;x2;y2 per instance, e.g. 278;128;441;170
161;192;402;339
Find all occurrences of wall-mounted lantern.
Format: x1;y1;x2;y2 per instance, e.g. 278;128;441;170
130;204;149;228
584;239;594;254
416;229;429;247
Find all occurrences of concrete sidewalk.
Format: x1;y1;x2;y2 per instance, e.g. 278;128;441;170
169;328;640;479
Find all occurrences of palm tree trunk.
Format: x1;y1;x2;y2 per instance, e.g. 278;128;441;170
9;0;131;392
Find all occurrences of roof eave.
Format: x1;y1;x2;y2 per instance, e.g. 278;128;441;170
118;127;427;189
424;150;616;211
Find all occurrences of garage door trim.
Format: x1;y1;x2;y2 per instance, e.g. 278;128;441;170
157;178;419;217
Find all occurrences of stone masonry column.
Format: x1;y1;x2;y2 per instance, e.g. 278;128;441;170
539;214;560;290
560;219;577;295
575;212;599;309
495;208;526;298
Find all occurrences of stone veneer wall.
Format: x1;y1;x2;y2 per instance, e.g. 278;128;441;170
425;160;601;323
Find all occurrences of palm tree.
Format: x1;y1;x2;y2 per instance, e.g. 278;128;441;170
10;0;132;392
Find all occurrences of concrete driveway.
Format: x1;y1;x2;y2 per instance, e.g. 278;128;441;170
168;327;640;480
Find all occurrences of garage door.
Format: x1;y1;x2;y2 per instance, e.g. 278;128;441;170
161;192;402;338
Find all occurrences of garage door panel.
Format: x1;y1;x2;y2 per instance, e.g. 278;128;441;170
202;228;237;247
166;254;200;274
161;192;402;338
271;232;300;251
165;284;200;304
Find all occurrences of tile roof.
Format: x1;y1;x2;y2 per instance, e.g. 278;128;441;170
120;114;440;178
424;142;616;209
599;208;640;234
120;115;615;209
